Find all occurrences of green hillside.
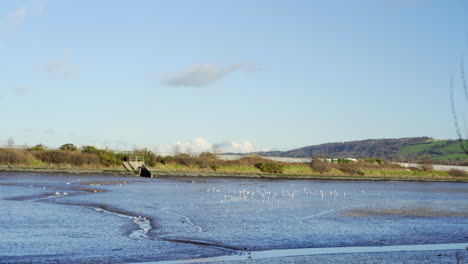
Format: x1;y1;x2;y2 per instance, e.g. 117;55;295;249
255;137;468;162
399;139;468;161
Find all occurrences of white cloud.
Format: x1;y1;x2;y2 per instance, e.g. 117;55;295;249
214;140;255;153
162;62;262;87
156;137;256;154
3;0;43;32
45;50;79;79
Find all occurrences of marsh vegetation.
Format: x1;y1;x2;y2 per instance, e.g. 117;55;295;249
0;144;466;182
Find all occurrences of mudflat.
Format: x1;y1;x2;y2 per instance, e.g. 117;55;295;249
0;172;467;263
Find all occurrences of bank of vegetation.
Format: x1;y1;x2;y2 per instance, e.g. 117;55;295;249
0;143;467;182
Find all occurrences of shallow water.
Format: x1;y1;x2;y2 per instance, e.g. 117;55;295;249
137;243;468;264
0;172;467;263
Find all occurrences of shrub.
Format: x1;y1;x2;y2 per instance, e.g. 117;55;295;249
197;152;217;168
199;152;216;159
255;162;285;173
71;153;100;166
409;166;422;172
310;159;331;174
210;164;220;171
339;165;365;176
82;146;129;167
0;149;33;164
82;146;122;166
235;155;270;166
419;157;433;172
174;153;196;167
351;161;380;169
33;151;100;166
365;158;383;165
156;155;174;164
163;156;174;164
28;144;45;151
420;164;433;172
133;149;156;167
337;159;352;164
97;151;121;166
82;145;100;154
59;143;78;152
448;169;467;177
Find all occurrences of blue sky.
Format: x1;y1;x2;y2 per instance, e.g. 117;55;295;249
1;0;468;153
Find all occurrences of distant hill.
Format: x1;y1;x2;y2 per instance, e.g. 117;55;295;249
255;137;468;162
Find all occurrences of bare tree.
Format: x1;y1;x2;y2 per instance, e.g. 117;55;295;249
451;56;468;155
310;156;331;174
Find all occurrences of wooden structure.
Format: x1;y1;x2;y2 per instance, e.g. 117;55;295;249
122;155;154;178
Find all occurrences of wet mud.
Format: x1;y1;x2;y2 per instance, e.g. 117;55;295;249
1;172;467;263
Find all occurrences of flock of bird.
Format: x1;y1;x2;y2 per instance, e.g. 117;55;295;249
199;186;365;204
